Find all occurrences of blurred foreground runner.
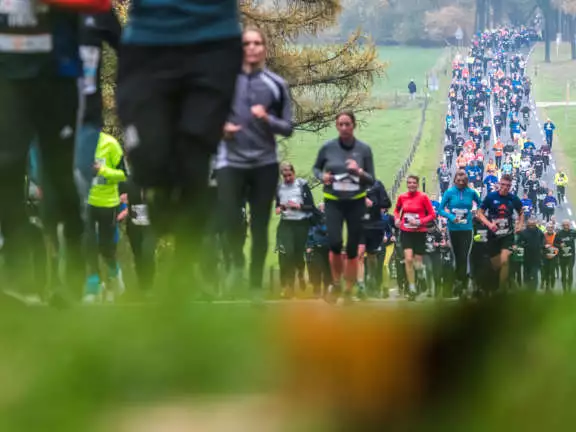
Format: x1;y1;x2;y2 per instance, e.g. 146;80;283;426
0;1;106;301
117;1;242;296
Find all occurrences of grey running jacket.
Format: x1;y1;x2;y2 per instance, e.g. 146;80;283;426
216;68;293;169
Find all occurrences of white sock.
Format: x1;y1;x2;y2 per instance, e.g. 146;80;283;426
409;283;416;293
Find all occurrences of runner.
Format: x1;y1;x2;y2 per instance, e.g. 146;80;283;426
542;223;559;292
543;118;556;148
216;27;293;301
542;190;558;222
275;162;315;299
0;1;93;301
394;175;436;300
476;174;524;291
358;179;391;298
313;111;375;305
554;170;568;205
554;220;576;293
517;217;544;291
439;170;481;296
117;0;242;298
84;132;127;303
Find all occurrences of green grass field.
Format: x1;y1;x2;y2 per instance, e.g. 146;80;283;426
284;46;447;189
264;46;449;268
531;42;576;203
531;43;576;103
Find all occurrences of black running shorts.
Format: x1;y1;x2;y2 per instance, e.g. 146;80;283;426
487;234;515;258
400;230;427;256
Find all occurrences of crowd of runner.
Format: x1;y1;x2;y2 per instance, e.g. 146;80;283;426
0;1;572;307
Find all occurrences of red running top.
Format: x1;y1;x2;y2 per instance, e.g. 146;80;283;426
394;191;436;232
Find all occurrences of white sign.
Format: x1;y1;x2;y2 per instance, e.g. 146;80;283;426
455;27;464;41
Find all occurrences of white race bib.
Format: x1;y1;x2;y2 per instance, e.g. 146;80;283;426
494;218;510;237
333;180;360;192
79;46;101;96
452;208;468;224
404;213;421;229
131;204;150;226
0;33;52;52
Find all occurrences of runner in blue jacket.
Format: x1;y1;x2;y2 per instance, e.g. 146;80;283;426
439;169;481;294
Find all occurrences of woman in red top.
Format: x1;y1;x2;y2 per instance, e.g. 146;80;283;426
394;175;435;300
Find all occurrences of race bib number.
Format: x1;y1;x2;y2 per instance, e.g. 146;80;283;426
476;229;488;243
333;180;360;192
546;202;555;208
562;245;572;257
131;204;150;226
79;46;101;96
493;218;510;237
404;213;421;229
0;33;52;52
515;247;524;258
452;208;468;224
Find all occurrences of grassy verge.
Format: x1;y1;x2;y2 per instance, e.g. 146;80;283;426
531;42;576;204
531;42;575;103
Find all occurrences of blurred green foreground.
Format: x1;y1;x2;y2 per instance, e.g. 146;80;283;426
1;295;576;431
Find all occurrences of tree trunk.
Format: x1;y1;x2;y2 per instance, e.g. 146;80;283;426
492;0;503;27
476;0;486;33
544;5;551;63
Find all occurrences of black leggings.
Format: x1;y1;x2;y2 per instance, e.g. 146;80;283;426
126;223;156;291
217;163;279;290
0;77;84;294
559;257;575;292
277;219;310;289
448;230;472;283
85;205;118;277
325;198;366;259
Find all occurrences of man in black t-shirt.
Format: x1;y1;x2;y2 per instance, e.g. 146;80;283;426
477;174;524;290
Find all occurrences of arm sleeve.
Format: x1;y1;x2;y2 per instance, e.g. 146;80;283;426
361;146;375;186
300;182;316;212
267;82;293;137
438;192;455;221
97;143;126;183
98;163;126;183
420;195;437;225
379;183;392;209
275;190;281;209
313;145;327;181
393;196;403;220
